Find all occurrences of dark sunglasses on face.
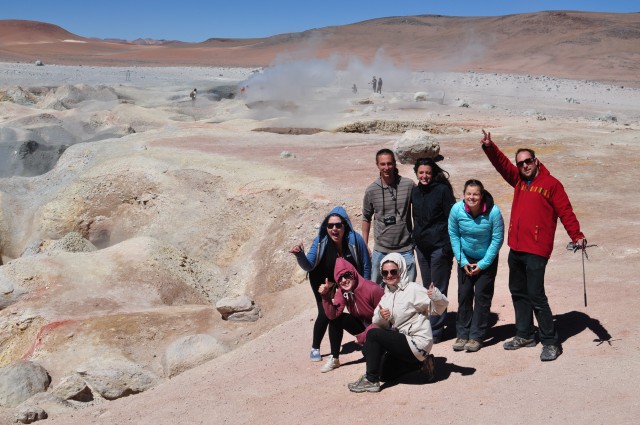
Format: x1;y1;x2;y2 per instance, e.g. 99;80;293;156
516;157;535;168
381;269;399;277
338;272;354;282
326;222;344;229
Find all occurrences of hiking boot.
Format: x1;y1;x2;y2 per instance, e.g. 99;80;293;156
540;345;562;362
452;338;468;352
348;374;381;393
310;348;321;362
503;336;537;350
320;355;340;372
464;339;482;352
420;354;435;382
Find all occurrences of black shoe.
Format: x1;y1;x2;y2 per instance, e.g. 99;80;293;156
540;345;562;361
503;336;537;350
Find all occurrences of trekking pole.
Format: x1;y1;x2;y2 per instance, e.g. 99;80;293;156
567;241;597;307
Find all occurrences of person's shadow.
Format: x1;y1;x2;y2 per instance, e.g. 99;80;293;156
381;356;476;389
483;310;615;347
555;310;615;346
483;312;516;348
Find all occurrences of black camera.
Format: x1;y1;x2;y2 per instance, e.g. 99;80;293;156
383;216;396;225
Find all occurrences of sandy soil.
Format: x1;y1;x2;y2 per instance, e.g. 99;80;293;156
1;13;639;425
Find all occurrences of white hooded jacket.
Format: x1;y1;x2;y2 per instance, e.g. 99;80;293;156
373;252;449;361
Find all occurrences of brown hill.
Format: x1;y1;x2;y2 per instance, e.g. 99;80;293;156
1;12;639;83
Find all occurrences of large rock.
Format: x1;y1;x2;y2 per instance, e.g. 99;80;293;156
15;406;47;424
393;130;441;164
161;334;228;378
76;358;161;400
50;373;93;402
216;295;261;321
15;392;75;423
0;361;50;408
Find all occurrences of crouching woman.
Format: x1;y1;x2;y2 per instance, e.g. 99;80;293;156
348;253;449;393
318;258;384;373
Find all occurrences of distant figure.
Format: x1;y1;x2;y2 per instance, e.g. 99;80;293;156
377;77;383;94
352;84;358;94
371;76;377;93
190;88;197;102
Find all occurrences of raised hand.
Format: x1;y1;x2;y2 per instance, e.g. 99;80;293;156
288;240;304;254
481;129;492;146
318;278;333;294
379;305;391;320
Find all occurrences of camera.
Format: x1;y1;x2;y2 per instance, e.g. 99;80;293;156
383;215;396;225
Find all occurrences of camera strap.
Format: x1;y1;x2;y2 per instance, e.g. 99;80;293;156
380;177;399;217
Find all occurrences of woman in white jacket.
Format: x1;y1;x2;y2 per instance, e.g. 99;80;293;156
348;252;449;393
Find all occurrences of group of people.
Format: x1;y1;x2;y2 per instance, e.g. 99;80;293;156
371;76;383;94
290;129;586;393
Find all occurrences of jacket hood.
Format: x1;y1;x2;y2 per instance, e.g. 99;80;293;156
379;252;410;291
318;206;354;239
481;189;496;215
333;257;361;290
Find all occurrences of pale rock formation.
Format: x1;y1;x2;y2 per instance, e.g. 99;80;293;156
414;91;429;101
216;295;261;321
161;334;228;378
75;357;161;400
0;361;50;408
393;130;441;164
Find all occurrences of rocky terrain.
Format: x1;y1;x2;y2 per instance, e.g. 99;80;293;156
0;12;639;424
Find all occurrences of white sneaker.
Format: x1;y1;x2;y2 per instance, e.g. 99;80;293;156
320;355;340;373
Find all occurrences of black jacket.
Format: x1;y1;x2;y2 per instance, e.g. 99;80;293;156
411;181;456;254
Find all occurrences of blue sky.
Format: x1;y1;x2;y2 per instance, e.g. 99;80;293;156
2;1;638;42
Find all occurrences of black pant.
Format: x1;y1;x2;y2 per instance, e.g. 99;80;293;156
416;246;453;340
364;328;420;382
310;282;329;349
328;313;366;358
508;250;558;346
456;256;498;341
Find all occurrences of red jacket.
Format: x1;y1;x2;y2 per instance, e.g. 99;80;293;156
322;258;383;324
483;142;584;258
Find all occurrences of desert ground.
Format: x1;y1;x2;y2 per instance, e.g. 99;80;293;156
1;12;639;425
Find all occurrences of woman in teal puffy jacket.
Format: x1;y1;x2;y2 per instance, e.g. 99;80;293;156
448;180;504;353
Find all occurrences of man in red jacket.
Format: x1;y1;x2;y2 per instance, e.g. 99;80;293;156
480;130;586;361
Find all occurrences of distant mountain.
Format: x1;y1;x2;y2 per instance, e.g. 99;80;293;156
1;13;639;85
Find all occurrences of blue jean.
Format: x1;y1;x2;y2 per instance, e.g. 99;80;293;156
416;246;453;342
371;249;416;287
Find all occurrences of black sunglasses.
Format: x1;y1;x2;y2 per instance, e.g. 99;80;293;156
326;222;344;229
381;269;399;277
516;157;535;168
338;272;355;282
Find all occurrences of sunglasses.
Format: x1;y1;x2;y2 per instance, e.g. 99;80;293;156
338;272;355;282
326;222;344;229
381;269;399;277
516;157;535;168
